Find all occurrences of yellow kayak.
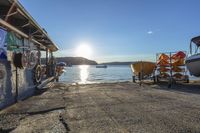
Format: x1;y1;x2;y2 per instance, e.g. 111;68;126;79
131;61;156;77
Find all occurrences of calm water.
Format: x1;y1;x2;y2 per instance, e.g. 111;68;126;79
60;65;133;84
60;65;198;84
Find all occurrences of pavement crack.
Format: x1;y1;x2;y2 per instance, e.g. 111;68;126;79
0;127;15;133
104;92;124;103
27;107;66;116
59;114;70;133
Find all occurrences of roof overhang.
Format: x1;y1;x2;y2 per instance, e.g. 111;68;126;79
0;0;59;52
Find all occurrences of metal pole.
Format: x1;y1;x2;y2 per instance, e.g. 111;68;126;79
168;52;172;88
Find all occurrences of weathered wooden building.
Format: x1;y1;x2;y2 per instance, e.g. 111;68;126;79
0;0;59;109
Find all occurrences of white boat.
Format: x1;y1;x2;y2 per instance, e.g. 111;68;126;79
186;36;200;77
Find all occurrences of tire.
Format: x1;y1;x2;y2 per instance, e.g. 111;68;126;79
33;65;42;84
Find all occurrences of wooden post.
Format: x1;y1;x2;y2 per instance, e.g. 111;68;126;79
15;67;18;102
132;76;135;83
45;48;49;77
168;52;172;88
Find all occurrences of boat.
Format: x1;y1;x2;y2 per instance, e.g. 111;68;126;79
56;62;67;67
130;61;156;79
186;36;200;77
96;65;107;68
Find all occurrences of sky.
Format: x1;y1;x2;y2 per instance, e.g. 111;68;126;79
19;0;200;63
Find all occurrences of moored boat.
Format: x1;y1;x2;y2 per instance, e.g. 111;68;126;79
96;65;107;68
186;36;200;77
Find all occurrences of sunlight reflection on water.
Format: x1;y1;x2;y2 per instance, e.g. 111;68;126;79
60;65;133;84
79;65;89;84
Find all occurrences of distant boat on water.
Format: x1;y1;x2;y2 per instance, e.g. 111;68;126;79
96;65;107;68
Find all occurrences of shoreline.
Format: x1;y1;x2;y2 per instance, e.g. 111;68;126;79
59;78;200;86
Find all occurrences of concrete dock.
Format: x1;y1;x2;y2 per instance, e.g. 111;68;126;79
0;82;200;133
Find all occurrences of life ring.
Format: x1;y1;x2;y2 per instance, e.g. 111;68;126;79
33;65;42;84
27;51;38;69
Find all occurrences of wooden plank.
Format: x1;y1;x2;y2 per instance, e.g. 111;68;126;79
37;77;55;89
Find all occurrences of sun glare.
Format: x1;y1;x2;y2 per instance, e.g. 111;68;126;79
75;43;92;58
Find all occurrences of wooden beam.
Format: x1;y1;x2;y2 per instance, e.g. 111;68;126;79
0;18;28;38
21;22;30;28
33;34;44;38
0;19;46;50
16;8;27;19
31;30;40;35
6;11;18;17
5;0;18;21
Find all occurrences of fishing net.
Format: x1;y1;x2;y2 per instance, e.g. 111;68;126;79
6;32;23;52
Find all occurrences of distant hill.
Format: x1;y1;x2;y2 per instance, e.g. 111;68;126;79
42;57;98;65
100;62;135;65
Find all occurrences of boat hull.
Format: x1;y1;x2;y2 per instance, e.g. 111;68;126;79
131;61;156;77
186;54;200;77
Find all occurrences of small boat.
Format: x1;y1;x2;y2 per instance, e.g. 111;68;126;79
96;65;107;68
186;36;200;77
56;62;66;67
130;61;156;78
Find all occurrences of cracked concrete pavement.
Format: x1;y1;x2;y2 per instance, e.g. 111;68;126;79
0;82;200;133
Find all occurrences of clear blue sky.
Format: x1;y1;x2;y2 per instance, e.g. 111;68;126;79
20;0;200;63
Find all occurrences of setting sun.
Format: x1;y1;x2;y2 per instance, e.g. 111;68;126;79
75;43;92;58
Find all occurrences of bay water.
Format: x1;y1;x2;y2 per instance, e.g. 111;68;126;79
60;65;132;84
60;65;198;84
